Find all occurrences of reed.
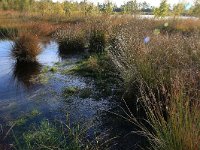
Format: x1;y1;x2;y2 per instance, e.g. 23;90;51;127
109;18;200;149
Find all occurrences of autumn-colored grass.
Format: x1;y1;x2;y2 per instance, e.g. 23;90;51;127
12;33;41;62
109;18;200;149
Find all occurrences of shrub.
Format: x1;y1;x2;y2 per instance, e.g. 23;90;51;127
138;77;200;150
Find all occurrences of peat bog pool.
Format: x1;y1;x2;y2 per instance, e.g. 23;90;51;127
0;39;145;149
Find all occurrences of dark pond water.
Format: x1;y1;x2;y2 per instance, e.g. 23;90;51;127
0;39;111;123
0;39;146;149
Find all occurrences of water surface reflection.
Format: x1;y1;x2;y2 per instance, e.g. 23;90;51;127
0;40;60;99
12;60;42;88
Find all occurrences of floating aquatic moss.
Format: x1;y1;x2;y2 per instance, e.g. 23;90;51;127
62;86;79;98
32;73;49;84
10;109;41;126
41;66;50;73
66;55;122;96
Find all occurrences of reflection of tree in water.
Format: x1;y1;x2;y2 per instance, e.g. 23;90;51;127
12;60;42;89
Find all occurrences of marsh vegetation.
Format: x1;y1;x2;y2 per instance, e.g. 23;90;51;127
0;0;200;150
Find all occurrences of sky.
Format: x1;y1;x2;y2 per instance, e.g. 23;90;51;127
53;0;193;7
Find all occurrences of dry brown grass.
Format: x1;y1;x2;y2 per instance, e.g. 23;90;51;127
0;11;62;39
12;33;41;62
174;19;200;33
28;22;58;37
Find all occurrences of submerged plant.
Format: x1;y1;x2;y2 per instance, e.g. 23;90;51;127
62;86;79;98
14;120;81;150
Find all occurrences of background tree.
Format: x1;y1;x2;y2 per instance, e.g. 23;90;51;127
154;0;170;18
79;0;96;16
1;0;9;10
140;1;153;14
192;0;200;17
52;2;65;16
102;0;113;15
122;0;139;15
19;0;29;11
172;3;184;18
64;1;75;17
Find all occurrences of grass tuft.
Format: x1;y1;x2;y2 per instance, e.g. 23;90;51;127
12;33;41;62
0;27;18;39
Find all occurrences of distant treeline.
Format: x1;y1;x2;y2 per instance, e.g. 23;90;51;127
0;0;146;15
0;0;200;17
